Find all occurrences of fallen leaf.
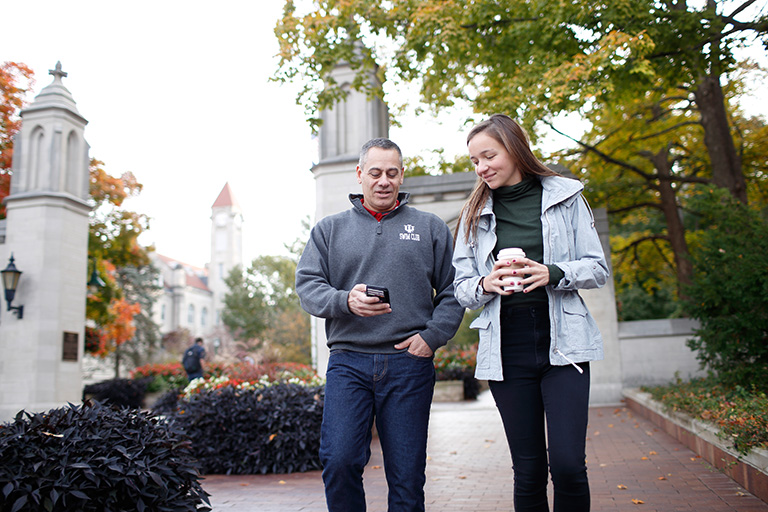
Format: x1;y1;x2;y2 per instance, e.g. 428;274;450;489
594;431;601;436
608;424;614;428
631;498;645;504
641;457;649;460
278;480;286;485
649;451;657;455
372;465;382;469
617;484;628;490
240;483;249;487
458;475;467;479
658;476;667;481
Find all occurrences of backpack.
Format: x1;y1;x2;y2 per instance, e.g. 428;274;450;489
182;347;201;373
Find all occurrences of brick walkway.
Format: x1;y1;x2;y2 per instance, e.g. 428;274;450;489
202;391;768;511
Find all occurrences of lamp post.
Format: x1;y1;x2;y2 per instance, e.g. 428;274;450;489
1;254;24;319
88;262;106;294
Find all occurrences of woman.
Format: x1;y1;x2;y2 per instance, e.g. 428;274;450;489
452;114;609;512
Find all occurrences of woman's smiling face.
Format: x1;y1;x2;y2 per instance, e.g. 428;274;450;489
468;131;521;189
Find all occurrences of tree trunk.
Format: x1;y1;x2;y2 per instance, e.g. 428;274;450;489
114;345;121;379
693;73;747;203
650;148;693;296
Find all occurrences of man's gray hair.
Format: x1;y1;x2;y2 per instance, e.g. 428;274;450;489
359;138;403;169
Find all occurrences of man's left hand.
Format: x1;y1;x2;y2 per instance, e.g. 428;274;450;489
394;333;433;358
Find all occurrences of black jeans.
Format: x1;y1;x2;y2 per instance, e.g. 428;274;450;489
489;305;591;512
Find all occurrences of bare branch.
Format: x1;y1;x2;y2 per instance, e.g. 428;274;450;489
542;120;657;181
616;235;670;254
651;238;676;269
727;0;758;19
630;121;700;142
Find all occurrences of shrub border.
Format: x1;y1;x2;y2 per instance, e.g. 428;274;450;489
623;388;768;503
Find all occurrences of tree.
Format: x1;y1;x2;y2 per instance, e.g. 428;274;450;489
554;68;767;316
0;61;34;218
114;264;162;368
221;264;271;346
87;159;154;372
682;187;768;391
275;0;766;203
275;0;767;319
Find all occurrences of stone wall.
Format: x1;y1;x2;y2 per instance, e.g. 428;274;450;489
617;318;703;389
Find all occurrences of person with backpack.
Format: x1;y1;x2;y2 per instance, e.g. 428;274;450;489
182;337;206;381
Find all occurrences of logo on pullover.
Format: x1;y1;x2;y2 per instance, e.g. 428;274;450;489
399;224;421;241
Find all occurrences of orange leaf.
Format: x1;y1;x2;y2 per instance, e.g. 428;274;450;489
631;498;645;504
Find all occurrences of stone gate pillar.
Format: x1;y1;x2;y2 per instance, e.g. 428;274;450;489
0;63;91;421
310;61;389;375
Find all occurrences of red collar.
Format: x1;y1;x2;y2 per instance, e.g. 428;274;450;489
361;199;400;221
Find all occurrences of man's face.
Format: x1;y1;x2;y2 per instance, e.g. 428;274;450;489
356;147;404;213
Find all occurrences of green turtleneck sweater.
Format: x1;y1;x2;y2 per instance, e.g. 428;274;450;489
493;177;564;306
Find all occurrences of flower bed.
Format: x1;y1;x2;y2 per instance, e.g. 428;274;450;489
129;361;318;393
642;376;767;455
434;345;480;400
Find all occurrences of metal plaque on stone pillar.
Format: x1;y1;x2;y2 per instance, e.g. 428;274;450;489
62;332;78;361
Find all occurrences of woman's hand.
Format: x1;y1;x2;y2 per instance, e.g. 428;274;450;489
483;257;550;294
517;257;550;293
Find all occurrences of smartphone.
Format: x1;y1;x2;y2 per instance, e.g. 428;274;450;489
366;285;390;304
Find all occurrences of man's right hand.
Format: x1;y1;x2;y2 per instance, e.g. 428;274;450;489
348;283;392;317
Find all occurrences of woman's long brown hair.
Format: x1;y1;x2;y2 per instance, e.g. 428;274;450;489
456;114;559;244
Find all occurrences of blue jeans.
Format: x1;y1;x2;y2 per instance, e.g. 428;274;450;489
320;349;435;512
490;305;591;512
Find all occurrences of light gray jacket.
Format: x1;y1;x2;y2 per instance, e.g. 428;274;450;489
452;175;610;381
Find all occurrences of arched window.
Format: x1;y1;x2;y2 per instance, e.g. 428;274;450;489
188;304;195;324
201;307;208;327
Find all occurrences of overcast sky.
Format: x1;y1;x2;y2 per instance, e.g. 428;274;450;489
4;1;766;268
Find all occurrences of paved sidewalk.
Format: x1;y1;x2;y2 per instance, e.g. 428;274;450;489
202;391;768;511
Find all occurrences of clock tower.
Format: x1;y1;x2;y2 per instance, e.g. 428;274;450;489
209;183;243;328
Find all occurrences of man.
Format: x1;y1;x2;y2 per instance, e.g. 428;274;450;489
182;337;206;381
296;138;464;511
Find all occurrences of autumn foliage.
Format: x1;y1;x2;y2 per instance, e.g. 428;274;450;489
0;61;34;217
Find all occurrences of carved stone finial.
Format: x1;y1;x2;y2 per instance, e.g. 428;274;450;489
48;61;68;82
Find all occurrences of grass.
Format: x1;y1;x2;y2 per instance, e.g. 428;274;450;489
642;375;768;456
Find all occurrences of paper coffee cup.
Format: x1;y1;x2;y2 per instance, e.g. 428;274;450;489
497;248;525;292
